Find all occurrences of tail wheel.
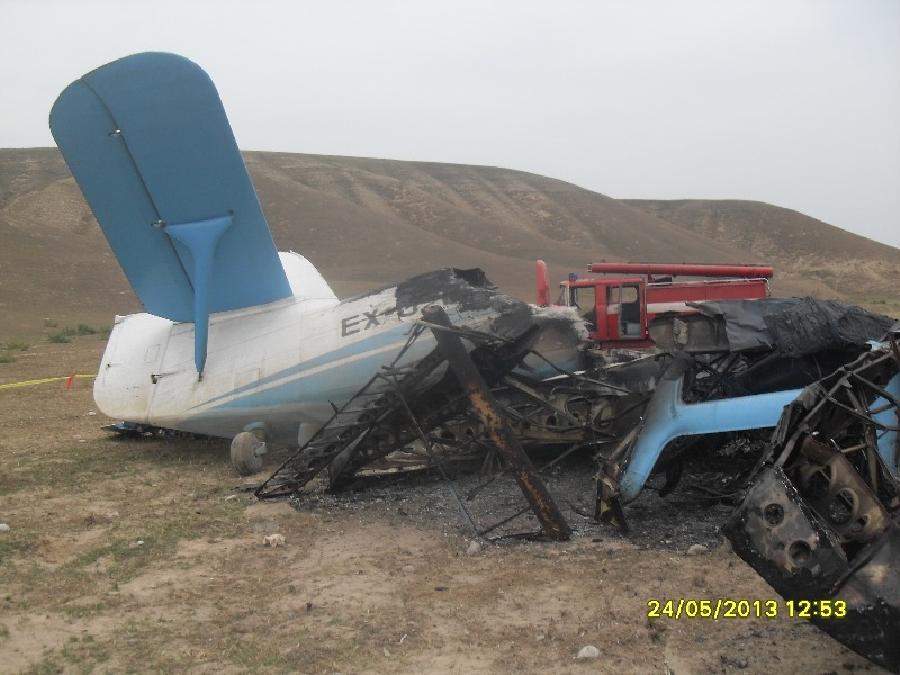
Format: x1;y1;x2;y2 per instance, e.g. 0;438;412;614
231;431;265;475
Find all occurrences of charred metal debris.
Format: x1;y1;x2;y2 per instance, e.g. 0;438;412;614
256;288;895;537
254;274;898;669
255;301;591;541
724;338;900;671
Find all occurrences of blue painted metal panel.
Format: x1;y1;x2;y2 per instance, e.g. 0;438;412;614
165;215;234;373
871;372;900;476
49;77;195;319
49;52;292;323
619;361;802;502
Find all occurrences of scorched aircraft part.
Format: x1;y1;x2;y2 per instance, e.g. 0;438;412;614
725;339;900;672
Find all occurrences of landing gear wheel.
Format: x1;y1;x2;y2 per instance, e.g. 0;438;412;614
231;431;265;475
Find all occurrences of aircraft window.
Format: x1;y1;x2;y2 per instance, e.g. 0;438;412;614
606;286;620;305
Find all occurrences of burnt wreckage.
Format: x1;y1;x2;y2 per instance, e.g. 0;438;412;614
724;344;900;671
255;269;899;670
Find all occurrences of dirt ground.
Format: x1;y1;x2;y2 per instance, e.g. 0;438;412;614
0;336;887;674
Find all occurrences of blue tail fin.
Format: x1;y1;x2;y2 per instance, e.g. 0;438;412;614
50;52;293;374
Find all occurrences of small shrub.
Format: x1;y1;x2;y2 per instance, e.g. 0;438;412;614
98;326;112;339
3;339;28;351
43;318;58;328
0;352;15;364
77;324;98;335
48;332;73;344
61;326;78;336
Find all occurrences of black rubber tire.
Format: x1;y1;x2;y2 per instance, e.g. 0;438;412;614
231;431;264;475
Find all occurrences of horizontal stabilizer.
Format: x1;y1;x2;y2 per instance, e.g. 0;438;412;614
50;52;293;372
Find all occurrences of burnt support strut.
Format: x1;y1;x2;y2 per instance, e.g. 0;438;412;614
422;305;571;541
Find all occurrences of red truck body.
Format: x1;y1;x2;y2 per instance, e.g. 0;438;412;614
537;261;772;348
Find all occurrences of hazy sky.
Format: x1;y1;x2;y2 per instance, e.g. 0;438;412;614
2;0;898;247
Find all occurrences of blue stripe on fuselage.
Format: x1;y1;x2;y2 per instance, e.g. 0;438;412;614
196;322;425;413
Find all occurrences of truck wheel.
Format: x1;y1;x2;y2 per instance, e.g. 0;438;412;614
231;431;265;475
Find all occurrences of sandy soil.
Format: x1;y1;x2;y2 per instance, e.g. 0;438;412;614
0;337;886;674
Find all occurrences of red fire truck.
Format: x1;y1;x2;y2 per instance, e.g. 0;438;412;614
536;261;773;349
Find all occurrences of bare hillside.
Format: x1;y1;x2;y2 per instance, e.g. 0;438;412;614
246;152;749;293
1;148;897;336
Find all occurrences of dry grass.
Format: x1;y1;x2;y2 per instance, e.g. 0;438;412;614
0;338;885;674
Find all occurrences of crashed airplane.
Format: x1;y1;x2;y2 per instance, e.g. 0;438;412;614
52;52;899;671
50;52;583;476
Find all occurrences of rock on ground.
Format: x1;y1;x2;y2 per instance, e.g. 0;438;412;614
577;645;600;659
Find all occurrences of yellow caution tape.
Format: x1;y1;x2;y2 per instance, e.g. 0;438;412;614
0;374;94;390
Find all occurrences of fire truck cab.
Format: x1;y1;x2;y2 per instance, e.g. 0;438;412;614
537;261;773;349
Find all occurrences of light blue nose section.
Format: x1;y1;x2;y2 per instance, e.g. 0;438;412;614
619;361;802;502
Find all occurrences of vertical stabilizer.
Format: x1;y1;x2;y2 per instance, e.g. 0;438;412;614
50;52;294;374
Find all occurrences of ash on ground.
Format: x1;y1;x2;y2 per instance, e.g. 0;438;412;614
273;449;741;553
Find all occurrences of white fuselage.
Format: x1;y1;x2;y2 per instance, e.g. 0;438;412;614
96;255;429;445
93;254;555;447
